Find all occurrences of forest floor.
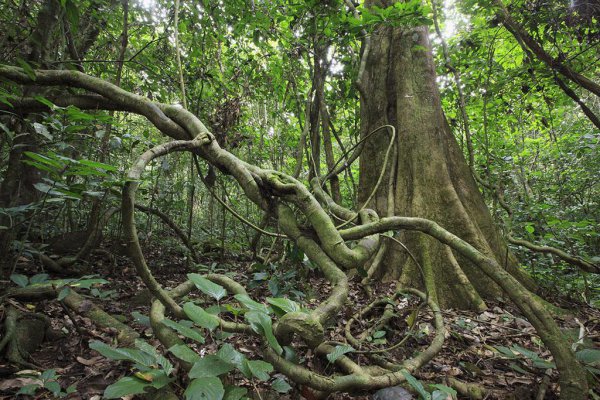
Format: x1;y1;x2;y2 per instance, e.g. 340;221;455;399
0;237;598;400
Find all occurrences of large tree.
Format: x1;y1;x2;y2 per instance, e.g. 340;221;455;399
358;0;535;310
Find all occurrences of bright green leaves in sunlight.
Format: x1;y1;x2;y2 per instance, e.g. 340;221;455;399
188;273;227;301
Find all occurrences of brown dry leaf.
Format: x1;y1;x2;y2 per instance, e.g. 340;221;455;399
77;356;104;366
0;377;42;390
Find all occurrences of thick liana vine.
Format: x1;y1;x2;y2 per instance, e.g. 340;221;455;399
0;64;588;399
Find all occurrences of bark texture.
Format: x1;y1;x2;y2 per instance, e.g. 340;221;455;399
358;16;534;309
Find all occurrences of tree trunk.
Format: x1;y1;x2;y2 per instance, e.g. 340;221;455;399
358;16;535;309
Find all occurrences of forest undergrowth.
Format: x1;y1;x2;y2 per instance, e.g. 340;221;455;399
0;234;597;400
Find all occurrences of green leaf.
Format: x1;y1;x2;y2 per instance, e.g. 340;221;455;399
401;369;430;400
33;122;53;140
223;385;247;400
185;377;224;400
189;274;227;301
135;340;173;375
33;95;55;108
217;343;245;367
576;349;600;366
512;345;540;361
430;384;457;399
169;344;201;364
57;287;71;301
494;345;518;359
44;380;61;395
266;297;302;315
89;341;155;366
326;345;355;363
372;330;386;339
189;355;235;378
244;359;273;381
16;58;36;81
17;384;39;395
183;302;220;331
162;318;205;343
234;294;270;313
41;369;57;380
131;311;150;326
23;151;63;168
509;362;528;374
78;159;118;172
30;273;49;284
244;311;282;355
271;377;292;393
10;273;29;287
103;377;151;398
532;359;555;369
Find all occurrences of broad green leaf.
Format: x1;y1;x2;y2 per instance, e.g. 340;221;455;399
512;345;540;361
162;318;205;343
89;341;155;366
17;384;40;395
244;359;273;381
10;274;28;287
494;345;518;359
78;159;118;172
509;362;528;374
372;330;386;339
40;369;57;380
33;95;55;108
168;344;201;364
43;380;61;395
234;294;270;313
135;340;173;375
184;377;224;400
16;58;36;81
189;355;235;378
217;343;245;367
223;385;247;400
244;311;282;355
326;345;355;363
57;287;71;301
532;359;555;369
271;377;292;393
266;297;302;315
430;384;457;399
103;377;150;398
401;369;430;400
33;123;53;140
29;273;49;284
576;349;600;366
183;302;220;331
69;278;108;289
23;152;63;168
131;311;150;326
189;274;227;301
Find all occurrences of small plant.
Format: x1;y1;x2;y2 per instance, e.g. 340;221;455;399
248;262;305;300
90;274;298;399
16;369;76;398
401;369;457;400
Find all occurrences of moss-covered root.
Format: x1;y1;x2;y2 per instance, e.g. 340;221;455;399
340;217;589;399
